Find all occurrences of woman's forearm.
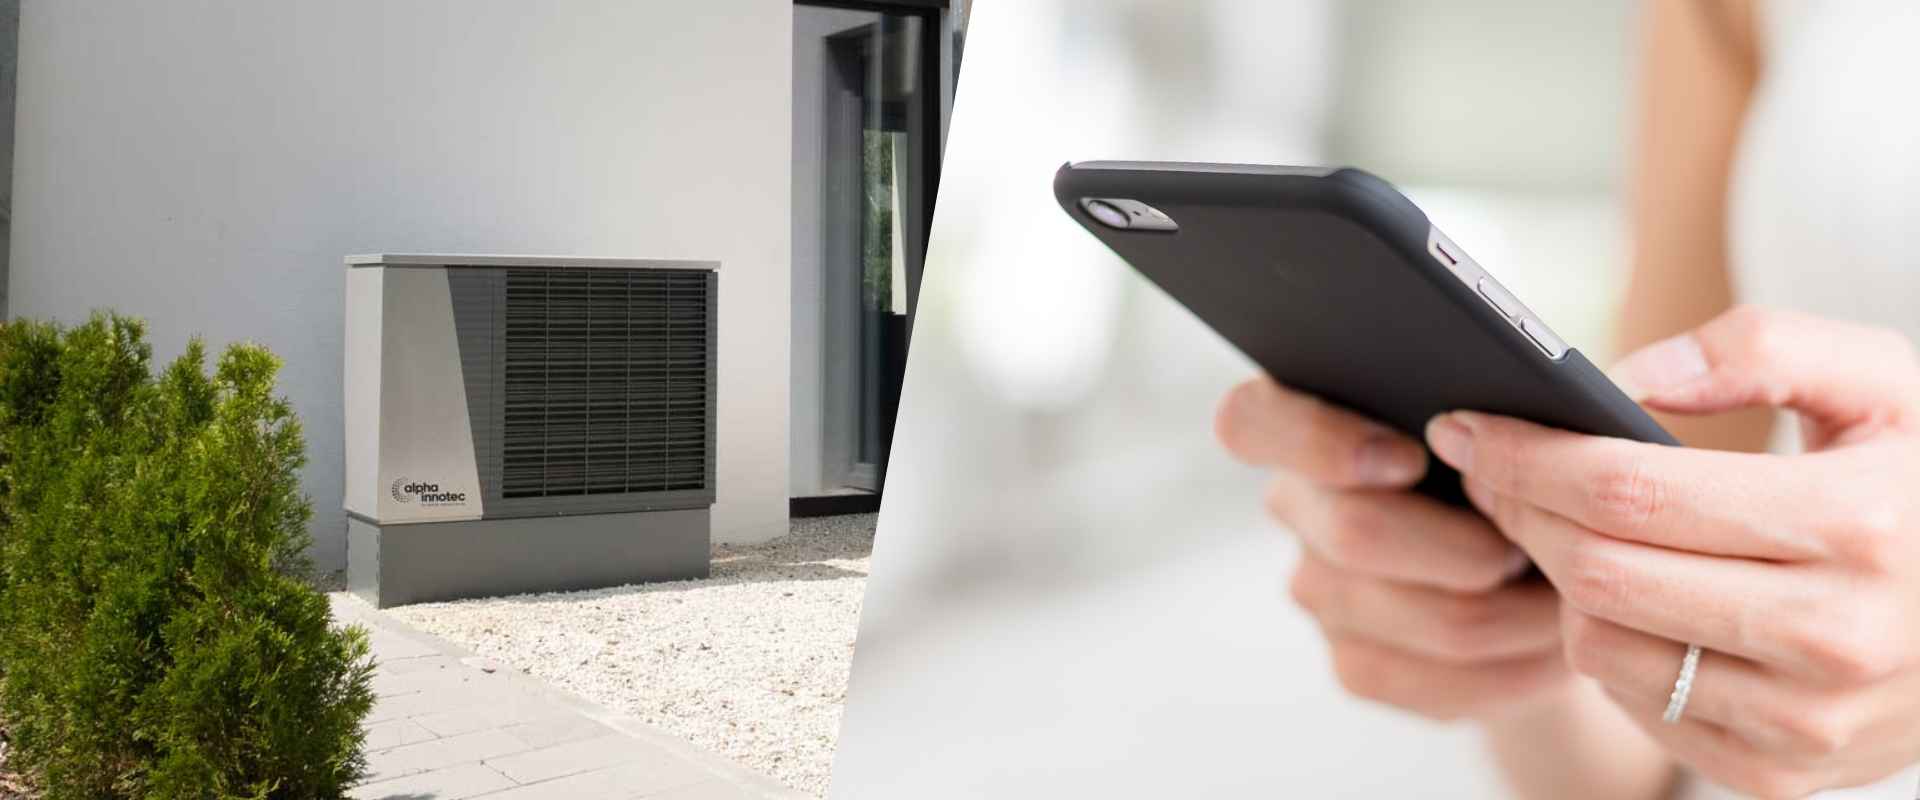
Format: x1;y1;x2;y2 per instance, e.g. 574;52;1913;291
1482;678;1678;800
1617;0;1770;454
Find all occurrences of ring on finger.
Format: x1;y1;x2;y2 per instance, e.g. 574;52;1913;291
1662;643;1704;723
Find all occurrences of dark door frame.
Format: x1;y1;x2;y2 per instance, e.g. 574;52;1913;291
791;0;953;518
794;0;946;320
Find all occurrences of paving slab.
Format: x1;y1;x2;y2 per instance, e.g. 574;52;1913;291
365;718;441;751
365;729;533;784
647;781;779;800
353;762;518;800
502;716;620;749
486;734;656;784
467;759;710;800
334;593;807;800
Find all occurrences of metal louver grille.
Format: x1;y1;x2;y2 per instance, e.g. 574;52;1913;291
501;267;712;499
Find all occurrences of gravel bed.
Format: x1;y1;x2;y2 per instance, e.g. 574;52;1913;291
0;718;35;800
389;513;875;798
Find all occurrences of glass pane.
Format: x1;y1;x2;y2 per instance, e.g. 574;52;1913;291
863;129;894;315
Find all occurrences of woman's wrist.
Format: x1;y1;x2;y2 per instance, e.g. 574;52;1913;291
1481;677;1679;800
1477;669;1584;730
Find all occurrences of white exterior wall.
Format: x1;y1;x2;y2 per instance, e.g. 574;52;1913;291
8;0;793;571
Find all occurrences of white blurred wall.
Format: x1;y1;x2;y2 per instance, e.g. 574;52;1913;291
832;1;1634;798
1331;0;1633;191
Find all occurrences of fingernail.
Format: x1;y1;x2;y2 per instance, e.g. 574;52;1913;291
1425;413;1474;471
1609;334;1709;401
1355;434;1425;486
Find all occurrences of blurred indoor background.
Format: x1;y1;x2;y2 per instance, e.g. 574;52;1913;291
831;1;1637;797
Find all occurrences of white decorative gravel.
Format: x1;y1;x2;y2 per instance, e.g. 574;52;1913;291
0;722;34;800
389;514;875;798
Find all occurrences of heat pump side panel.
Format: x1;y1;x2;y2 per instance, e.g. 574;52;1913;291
343;266;384;519
376;267;485;523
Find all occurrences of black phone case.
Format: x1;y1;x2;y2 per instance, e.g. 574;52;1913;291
1054;162;1676;506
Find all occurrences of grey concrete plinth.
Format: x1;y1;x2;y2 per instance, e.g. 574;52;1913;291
348;510;710;608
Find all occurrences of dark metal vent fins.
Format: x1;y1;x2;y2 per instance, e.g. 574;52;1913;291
500;268;711;499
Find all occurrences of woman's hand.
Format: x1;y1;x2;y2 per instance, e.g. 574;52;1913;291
1218;378;1680;800
1429;306;1920;799
1215;378;1567;721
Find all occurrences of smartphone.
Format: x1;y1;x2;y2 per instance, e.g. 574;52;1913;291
1054;161;1676;506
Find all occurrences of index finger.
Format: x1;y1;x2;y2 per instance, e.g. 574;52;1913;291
1216;377;1428;490
1427;411;1830;562
1269;473;1530;592
1470;485;1869;685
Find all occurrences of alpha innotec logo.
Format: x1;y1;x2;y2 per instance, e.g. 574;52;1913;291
390;477;468;507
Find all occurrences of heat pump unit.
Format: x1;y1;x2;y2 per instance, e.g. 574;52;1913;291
344;254;717;607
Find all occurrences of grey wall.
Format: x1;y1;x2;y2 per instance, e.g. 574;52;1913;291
0;0;16;315
790;5;878;496
9;0;793;573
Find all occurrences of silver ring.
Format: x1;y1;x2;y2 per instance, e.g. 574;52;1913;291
1662;644;1703;724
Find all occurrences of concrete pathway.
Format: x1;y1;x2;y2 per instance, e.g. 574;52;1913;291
333;594;810;800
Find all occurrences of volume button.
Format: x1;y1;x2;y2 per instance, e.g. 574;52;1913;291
1520;317;1567;359
1476;279;1523;319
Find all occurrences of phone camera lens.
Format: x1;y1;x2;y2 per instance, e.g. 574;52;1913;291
1083;199;1131;229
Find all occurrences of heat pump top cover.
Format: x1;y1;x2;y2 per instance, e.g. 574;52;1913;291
344;255;718;524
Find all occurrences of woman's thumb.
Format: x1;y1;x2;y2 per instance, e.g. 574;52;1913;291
1608;333;1710;403
1608;306;1920;429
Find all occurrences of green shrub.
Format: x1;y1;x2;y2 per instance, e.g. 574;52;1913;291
0;313;376;799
